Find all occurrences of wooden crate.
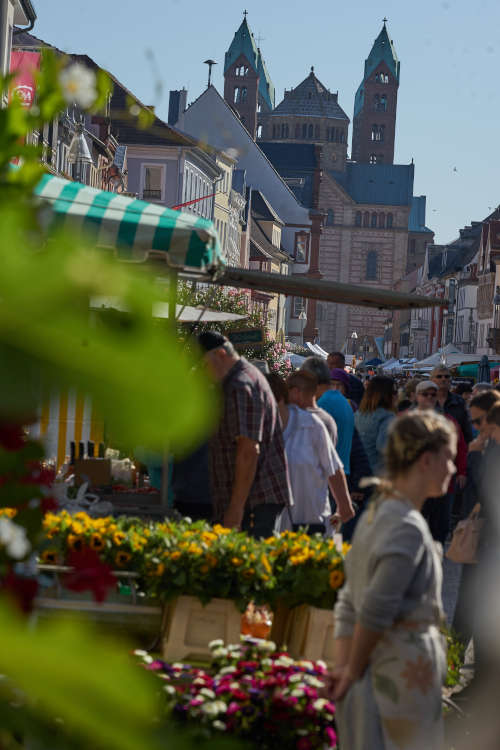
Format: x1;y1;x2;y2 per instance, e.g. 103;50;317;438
271;603;335;666
162;596;241;662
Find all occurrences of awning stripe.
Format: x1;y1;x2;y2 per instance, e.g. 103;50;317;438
34;174;223;272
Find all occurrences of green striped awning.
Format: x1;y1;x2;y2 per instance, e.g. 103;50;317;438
34;173;223;272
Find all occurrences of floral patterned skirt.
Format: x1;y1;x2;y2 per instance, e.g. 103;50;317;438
336;624;447;750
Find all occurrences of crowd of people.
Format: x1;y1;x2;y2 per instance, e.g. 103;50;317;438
174;331;499;748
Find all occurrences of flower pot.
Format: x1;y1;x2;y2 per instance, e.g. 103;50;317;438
271;602;336;665
162;595;241;663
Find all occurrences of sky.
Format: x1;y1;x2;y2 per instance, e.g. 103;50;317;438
33;0;500;244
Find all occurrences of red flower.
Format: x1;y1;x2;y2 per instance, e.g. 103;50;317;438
2;569;38;613
0;423;25;451
63;546;116;603
41;495;59;514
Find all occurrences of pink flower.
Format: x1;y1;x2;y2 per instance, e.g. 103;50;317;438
325;726;337;746
226;701;241;715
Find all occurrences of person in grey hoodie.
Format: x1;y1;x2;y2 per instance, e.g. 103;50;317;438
354;376;396;473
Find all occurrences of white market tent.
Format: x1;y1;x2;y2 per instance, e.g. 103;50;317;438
412;344;484;370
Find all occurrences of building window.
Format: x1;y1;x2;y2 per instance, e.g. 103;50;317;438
409;238;416;254
366;250;378;280
340;130;345;143
374;94;387;111
294;232;309;263
355;211;362;226
376;72;389;83
293;297;306;317
308;124;314;138
141;164;164;201
379;212;385;228
387;213;393;228
371;212;378;228
281;123;289;138
363;211;369;227
302;123;307;138
326;209;334;226
241;87;247;102
369;153;377;164
234;87;240;103
257;124;263;138
295;123;300;138
315;124;320;139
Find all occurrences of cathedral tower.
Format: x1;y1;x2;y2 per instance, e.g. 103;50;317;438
224;13;275;139
351;21;399;164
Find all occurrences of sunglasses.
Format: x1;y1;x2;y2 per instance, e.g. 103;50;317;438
434;374;450;379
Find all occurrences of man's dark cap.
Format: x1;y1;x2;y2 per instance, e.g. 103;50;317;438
197;330;227;352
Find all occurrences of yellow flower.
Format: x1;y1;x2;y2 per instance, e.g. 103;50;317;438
113;532;126;546
115;551;132;567
0;507;17;518
231;557;243;566
213;524;231;535
40;549;58;564
89;533;105;551
342;542;352;556
187;543;202;556
243;567;255;579
67;534;83;551
155;563;165;576
171;551;182;561
261;554;271;574
329;570;345;589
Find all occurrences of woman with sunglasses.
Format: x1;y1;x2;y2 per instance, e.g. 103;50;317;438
431;366;474;443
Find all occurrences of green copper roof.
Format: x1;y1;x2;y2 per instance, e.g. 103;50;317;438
364;23;400;83
354;23;399;118
224;17;275;111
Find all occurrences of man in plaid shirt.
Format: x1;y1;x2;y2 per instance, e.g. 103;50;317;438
198;331;291;538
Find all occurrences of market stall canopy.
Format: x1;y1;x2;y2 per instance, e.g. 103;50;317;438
211;267;446;311
90;297;246;323
34;174;222;273
412;344;486;369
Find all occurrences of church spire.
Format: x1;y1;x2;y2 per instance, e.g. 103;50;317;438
363;21;400;84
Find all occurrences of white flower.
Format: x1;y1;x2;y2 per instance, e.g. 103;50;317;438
256;640;276;653
297;660;314;670
213;701;227;713
261;658;272;668
316;660;327;670
219;666;237;675
303;675;324;688
291;688;305;697
163;685;176;696
288;673;303;683
313;698;328;712
208;639;224;649
212;647;228;659
212;720;226;731
133;650;148;658
201;701;220;717
199;688;216;700
193;677;206;685
59;63;97;109
0;518;30;559
171;663;185;670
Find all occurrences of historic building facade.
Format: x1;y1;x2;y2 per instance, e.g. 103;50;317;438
224;17;426;350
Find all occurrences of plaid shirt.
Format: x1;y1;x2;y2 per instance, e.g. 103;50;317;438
209;358;291;519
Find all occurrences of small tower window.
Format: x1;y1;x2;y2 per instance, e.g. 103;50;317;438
366;251;378;280
355;211;362;227
241;87;247;102
315;124;320;139
326;209;334;226
369;153;377;164
380;94;387;111
234;87;240;103
363;211;370;227
379;212;385;228
257;124;263;139
308;124;313;138
371;213;378;228
340;130;345;143
295;123;300;138
302;123;307;138
387;213;393;228
272;124;277;138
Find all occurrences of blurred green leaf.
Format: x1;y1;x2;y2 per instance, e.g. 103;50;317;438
0;204;218;452
93;69;113;113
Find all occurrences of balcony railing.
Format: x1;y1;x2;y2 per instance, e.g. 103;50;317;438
142;189;162;201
